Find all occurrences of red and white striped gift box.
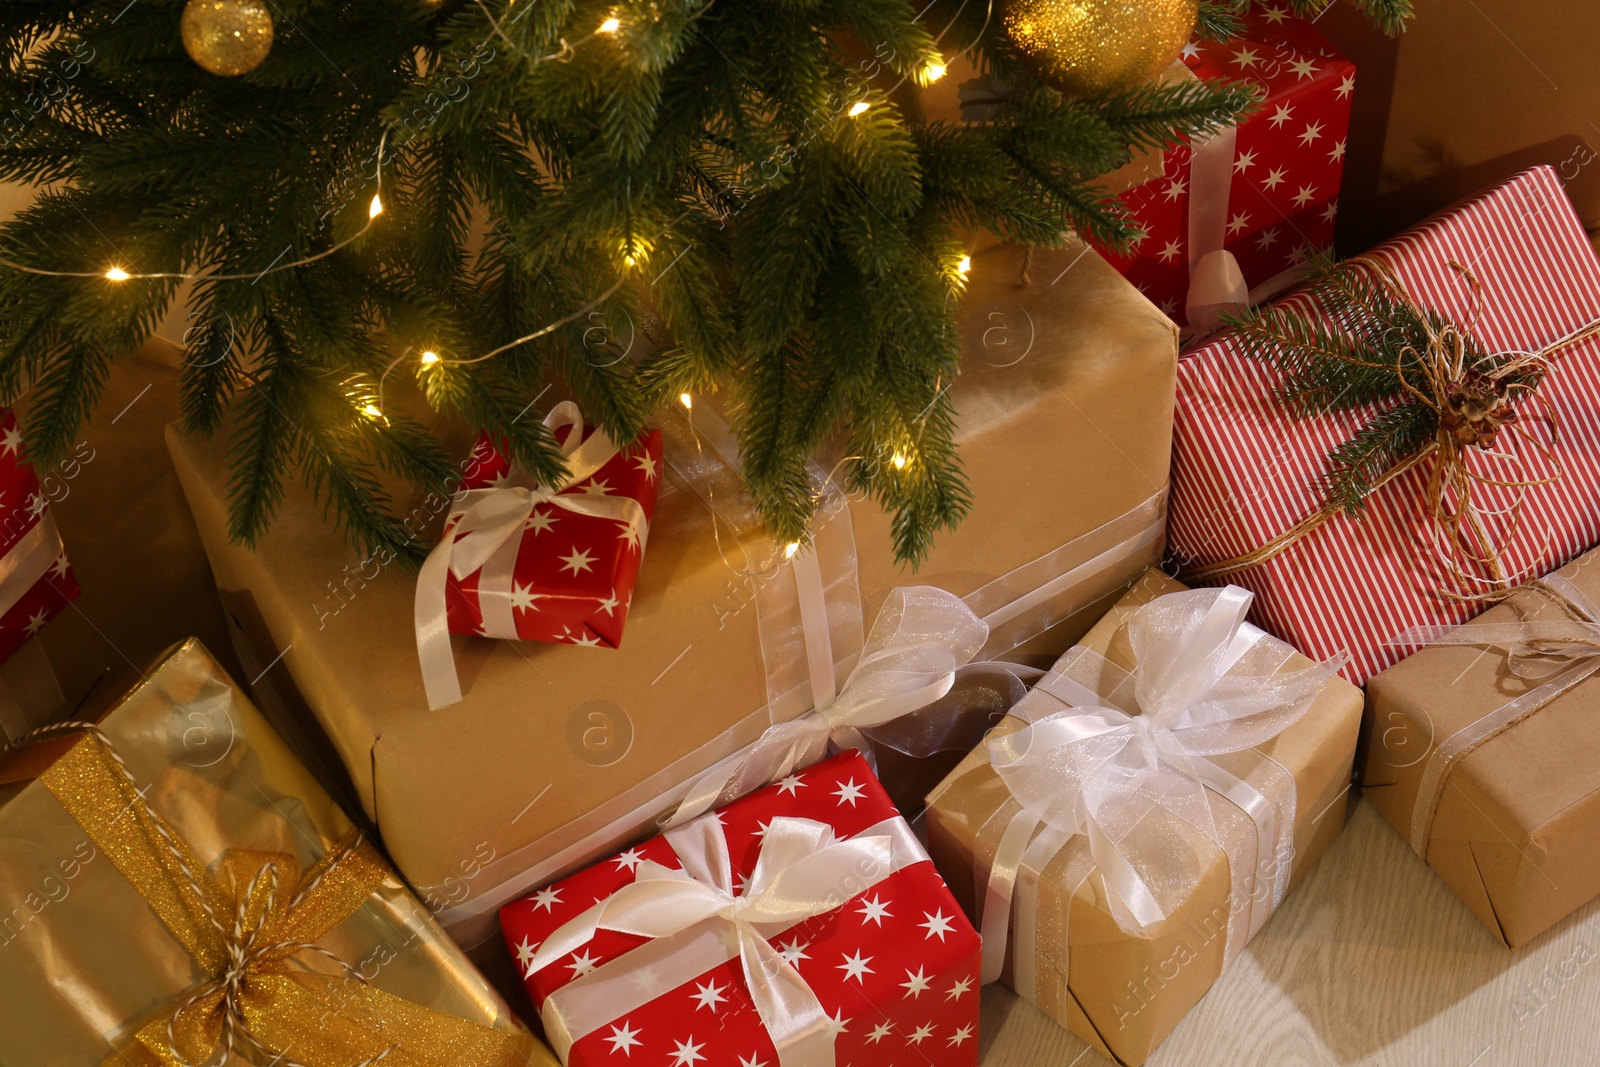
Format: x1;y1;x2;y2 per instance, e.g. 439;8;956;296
1169;166;1600;683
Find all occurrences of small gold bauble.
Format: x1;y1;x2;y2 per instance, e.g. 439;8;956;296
180;0;275;77
1002;0;1201;97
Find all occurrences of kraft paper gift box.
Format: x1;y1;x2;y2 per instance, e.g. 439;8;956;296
503;751;982;1067
1167;166;1600;686
1365;547;1600;948
166;240;1178;955
925;570;1363;1066
0;638;552;1067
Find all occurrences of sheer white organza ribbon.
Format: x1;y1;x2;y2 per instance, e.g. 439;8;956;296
975;586;1343;991
666;585;990;826
528;813;928;1067
415;401;650;709
1385;574;1600;856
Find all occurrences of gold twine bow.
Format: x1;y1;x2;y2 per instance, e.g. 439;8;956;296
1467;577;1600;679
1188;256;1600;597
14;726;542;1067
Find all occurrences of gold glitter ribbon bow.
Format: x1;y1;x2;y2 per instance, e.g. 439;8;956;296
1188;257;1600;597
18;728;541;1067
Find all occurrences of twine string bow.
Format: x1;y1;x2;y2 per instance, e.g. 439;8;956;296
1384;574;1600;855
1188;256;1600;597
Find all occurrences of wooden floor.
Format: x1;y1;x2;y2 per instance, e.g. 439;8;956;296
979;800;1600;1067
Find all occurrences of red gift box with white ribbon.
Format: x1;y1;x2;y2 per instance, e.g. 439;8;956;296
1094;7;1355;332
0;407;77;664
415;401;663;708
501;751;982;1067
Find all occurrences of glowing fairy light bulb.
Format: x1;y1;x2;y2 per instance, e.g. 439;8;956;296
924;59;947;82
361;403;383;419
848;100;870;117
678;392;693;410
105;267;130;282
892;451;908;470
420;350;440;364
784;542;801;559
599;16;620;33
957;255;971;276
369;194;384;218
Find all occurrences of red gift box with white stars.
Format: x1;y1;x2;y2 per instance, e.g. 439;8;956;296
1093;5;1355;327
443;424;663;648
500;751;982;1067
0;408;79;664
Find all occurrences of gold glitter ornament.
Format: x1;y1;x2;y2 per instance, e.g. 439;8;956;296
1002;0;1200;97
180;0;275;77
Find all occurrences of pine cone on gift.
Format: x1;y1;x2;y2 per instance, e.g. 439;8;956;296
1441;367;1519;450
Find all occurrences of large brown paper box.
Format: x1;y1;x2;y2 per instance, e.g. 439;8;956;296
925;571;1363;1066
165;241;1178;955
1364;549;1600;948
1320;0;1600;253
0;639;550;1065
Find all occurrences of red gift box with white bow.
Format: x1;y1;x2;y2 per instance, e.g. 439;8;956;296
0;407;78;664
415;402;663;708
1093;6;1355;330
500;751;982;1067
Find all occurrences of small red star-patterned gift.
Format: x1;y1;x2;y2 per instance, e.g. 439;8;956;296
1091;6;1355;334
501;751;982;1067
416;401;664;708
0;407;79;665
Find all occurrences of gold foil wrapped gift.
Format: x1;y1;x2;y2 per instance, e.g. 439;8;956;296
0;638;554;1067
926;571;1363;1066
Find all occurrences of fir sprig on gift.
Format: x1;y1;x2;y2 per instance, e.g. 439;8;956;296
1222;254;1546;519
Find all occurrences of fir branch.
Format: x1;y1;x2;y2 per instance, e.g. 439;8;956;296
1289;0;1414;36
1098;78;1263;153
1196;1;1249;41
0;0;1415;566
1321;400;1434;517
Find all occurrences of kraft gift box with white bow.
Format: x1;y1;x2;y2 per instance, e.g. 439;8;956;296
1365;547;1600;948
165;240;1178;965
501;750;982;1067
925;570;1363;1067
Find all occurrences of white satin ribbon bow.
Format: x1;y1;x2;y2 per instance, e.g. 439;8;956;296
529;812;929;1067
415;401;649;709
977;586;1343;989
667;585;989;826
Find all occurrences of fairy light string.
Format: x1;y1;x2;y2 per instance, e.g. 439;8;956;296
0;1;976;433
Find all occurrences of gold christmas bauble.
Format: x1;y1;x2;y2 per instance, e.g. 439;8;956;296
180;0;275;77
1002;0;1200;97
